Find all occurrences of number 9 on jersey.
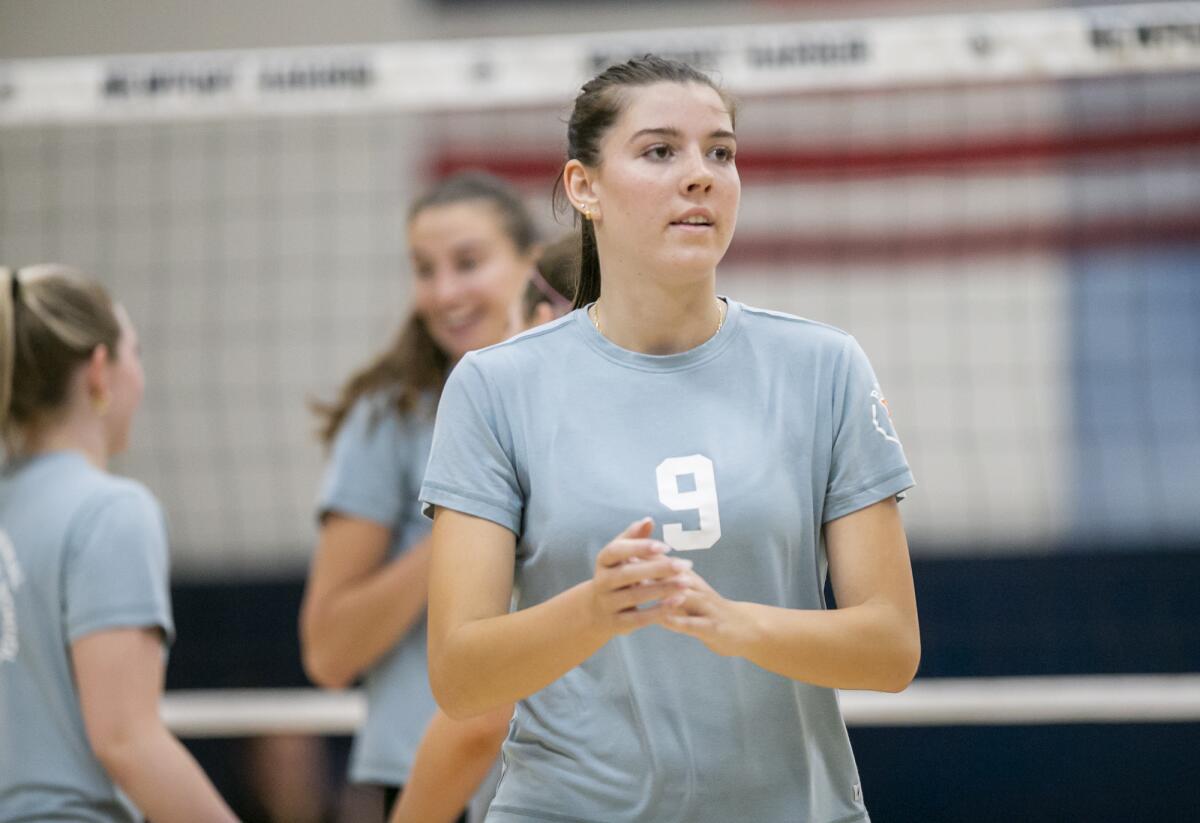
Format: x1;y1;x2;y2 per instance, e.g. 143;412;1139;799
655;454;722;551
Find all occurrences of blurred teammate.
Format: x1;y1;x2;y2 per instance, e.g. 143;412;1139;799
390;234;579;823
0;265;236;822
300;172;540;821
420;56;920;822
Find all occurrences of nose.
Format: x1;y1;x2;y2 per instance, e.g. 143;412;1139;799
430;269;465;308
681;147;714;194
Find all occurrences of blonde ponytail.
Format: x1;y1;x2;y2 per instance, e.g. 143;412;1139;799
0;265;120;454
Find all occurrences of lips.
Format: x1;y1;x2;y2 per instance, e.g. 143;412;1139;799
670;208;715;228
434;307;485;337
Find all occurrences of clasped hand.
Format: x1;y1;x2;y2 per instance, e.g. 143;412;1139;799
588;518;760;657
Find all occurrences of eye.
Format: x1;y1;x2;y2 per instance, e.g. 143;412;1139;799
709;145;736;163
455;255;480;273
643;144;674;161
413;262;434;280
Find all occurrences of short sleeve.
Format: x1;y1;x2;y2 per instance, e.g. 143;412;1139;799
317;394;409;528
65;486;175;645
824;337;915;523
419;355;523;535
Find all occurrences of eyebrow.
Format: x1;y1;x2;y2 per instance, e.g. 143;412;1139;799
627;127;737;144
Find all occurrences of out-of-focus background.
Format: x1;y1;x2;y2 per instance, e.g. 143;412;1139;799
3;1;1198;820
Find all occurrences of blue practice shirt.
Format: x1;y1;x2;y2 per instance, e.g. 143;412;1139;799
0;451;174;822
316;391;438;785
420;300;914;823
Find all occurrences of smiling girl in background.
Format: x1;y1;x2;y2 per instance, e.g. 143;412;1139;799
389;231;580;823
300;171;540;820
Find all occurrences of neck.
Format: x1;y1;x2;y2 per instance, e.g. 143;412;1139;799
592;270;723;356
21;416;109;470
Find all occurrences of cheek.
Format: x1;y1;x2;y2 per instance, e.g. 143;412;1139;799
613;170;661;209
478;261;526;303
410;281;436;315
723;171;741;204
127;365;146;406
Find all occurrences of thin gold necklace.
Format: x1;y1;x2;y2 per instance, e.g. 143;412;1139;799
590;299;727;338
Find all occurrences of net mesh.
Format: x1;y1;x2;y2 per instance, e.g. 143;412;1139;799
2;22;1198;576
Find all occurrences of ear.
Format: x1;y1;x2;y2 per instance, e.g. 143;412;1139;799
563;159;600;222
83;344;112;409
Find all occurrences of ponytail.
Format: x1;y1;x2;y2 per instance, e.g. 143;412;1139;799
0;265;121;454
574;219;602;309
0;268;16;437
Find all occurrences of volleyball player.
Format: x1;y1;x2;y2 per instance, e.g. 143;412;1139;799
0;266;236;822
419;56;920;822
300;172;541;820
389;234;578;823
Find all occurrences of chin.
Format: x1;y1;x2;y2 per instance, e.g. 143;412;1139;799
659;250;725;277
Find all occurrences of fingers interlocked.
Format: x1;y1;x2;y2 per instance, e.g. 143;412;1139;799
591;518;693;635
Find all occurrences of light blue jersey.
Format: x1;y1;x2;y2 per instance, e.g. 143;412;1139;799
316;392;438;785
0;451;174;822
420;300;914;823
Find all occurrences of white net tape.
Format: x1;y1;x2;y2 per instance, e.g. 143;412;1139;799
2;3;1199;125
161;675;1200;738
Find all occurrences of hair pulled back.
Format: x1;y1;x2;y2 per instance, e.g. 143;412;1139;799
314;170;539;444
522;231;580;319
0;265;121;454
555;55;736;309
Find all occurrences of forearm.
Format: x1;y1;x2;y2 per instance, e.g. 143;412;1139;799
391;707;511;823
304;539;431;686
738;600;920;692
432;581;609;718
100;726;236;822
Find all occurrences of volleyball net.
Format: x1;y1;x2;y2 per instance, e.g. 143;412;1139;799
2;3;1199;576
162;675;1200;738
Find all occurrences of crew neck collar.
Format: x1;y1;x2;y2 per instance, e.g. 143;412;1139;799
2;448;91;476
573;297;741;373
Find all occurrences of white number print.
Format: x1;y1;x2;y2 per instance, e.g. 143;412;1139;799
655;454;722;551
0;530;23;664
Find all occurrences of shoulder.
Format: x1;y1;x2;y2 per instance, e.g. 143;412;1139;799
75;474;165;534
735;301;856;357
454;312;580;386
57;473;169;570
345;387;399;423
474;311;579;363
18;455;164;527
335;388;421;445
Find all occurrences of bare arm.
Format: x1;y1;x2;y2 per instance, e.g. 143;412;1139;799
428;511;691;719
72;627;238;823
389;705;513;823
299;513;431;688
664;497;920;692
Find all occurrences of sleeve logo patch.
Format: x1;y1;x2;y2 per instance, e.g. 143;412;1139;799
870;385;902;445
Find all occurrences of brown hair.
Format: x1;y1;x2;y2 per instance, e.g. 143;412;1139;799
313;171;539;445
522;232;581;318
0;265;122;454
554;55;736;309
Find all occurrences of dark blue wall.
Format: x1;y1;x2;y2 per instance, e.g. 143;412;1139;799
168;550;1200;822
